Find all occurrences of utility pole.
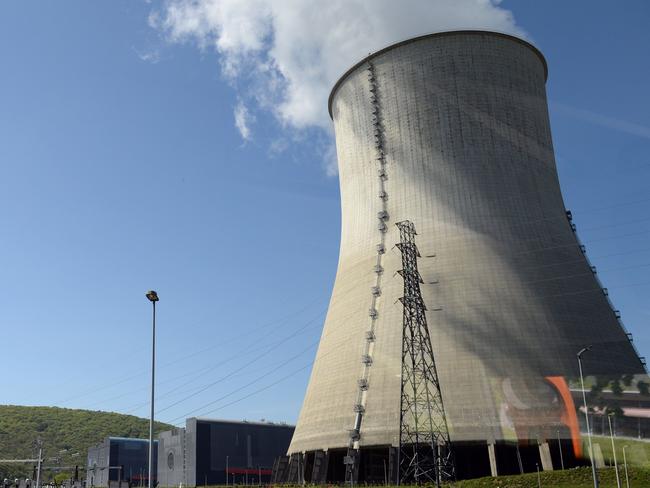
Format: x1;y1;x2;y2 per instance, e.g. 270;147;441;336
556;430;565;470
35;441;43;488
622;445;630;488
608;413;621;488
577;346;599;488
396;221;454;487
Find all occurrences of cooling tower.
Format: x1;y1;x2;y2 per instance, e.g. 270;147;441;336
285;31;646;482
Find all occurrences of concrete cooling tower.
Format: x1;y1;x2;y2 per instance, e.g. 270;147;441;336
279;31;648;483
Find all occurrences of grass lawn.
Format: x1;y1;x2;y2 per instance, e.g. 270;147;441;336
266;466;649;488
587;435;650;468
450;466;648;487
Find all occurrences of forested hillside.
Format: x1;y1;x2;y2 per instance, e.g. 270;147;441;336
0;405;172;479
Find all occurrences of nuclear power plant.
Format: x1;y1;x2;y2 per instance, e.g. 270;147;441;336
277;30;648;483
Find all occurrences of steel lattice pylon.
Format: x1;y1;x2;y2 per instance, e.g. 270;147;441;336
396;220;454;487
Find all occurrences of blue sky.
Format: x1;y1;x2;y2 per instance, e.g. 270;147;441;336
0;1;649;427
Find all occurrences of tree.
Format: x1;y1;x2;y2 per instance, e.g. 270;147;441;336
54;472;72;486
607;406;625;418
610;380;623;396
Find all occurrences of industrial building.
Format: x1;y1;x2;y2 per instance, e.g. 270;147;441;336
157;418;294;487
86;437;157;487
283;30;649;483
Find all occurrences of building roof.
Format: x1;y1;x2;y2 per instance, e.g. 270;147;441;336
107;436;157;442
190;417;295;428
328;30;548;119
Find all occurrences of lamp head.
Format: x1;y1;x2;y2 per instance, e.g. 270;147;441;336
577;345;593;358
146;290;159;302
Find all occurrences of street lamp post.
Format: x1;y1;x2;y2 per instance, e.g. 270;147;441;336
557;429;565;470
622;445;630;488
577;346;599;488
608;413;621;488
146;290;159;488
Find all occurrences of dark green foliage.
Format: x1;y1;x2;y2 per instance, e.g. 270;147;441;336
610;380;623;396
53;472;72;485
638;380;649;395
0;405;172;481
607;405;625;418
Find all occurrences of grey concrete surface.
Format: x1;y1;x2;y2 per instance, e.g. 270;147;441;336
289;31;644;455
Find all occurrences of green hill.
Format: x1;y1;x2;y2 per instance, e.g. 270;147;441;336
0;405;172;480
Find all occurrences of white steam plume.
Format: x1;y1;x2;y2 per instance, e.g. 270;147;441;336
151;0;523;140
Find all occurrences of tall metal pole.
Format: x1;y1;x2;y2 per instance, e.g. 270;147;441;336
146;291;159;488
608;414;621;488
557;430;565;470
557;430;564;471
622;445;630;488
35;445;42;488
149;300;156;488
577;347;599;488
226;457;229;487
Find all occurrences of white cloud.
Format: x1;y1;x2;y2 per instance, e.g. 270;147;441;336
234;100;254;141
323;142;338;177
135;48;161;64
151;0;523;146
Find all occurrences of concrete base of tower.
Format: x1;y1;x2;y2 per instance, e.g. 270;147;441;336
274;438;590;483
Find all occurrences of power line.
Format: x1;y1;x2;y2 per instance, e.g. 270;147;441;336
157;276;650;429
171;361;315;428
156;306;369;425
523;262;650;286
122;321;321;417
55;295;326;407
119;311;324;416
583;195;650;214
170;313;394;426
515;228;650;256
152;310;324;416
519;246;650;273
581;215;650;232
491;193;650;233
53;196;650;422
163;339;321;424
538;280;650;300
162;299;395;426
87;307;326;413
117;313;370;423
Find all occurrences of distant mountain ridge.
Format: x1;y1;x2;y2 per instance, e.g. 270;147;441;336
0;405;172;479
